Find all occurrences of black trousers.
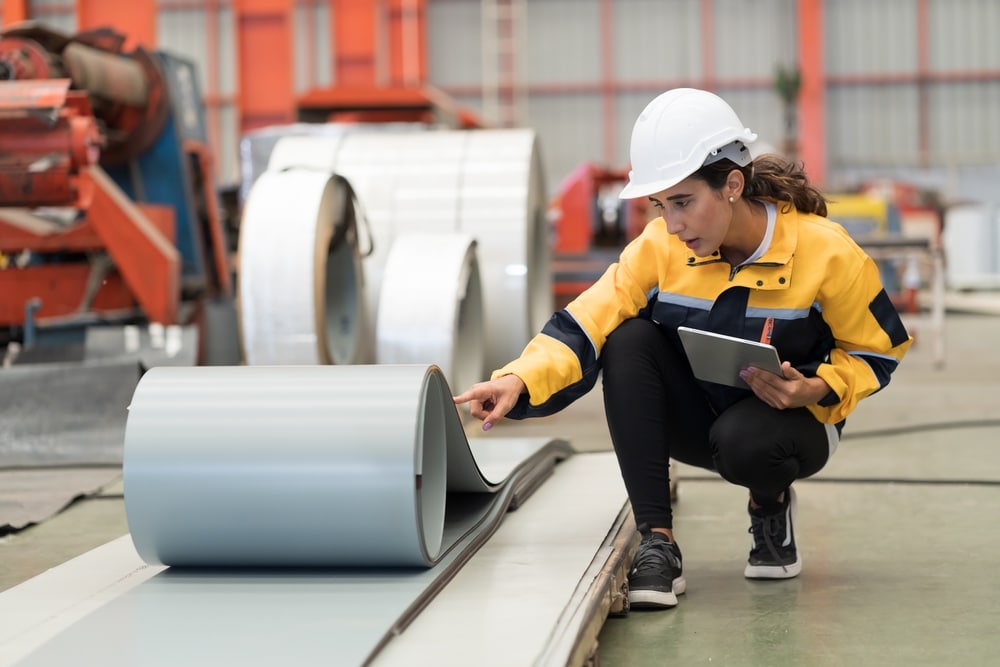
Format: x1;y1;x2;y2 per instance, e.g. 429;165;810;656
601;318;835;529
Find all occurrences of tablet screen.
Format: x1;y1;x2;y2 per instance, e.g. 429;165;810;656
677;326;783;388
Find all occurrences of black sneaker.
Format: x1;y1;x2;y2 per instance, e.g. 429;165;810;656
628;528;686;609
744;486;802;579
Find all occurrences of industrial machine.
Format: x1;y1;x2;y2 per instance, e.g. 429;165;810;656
0;22;236;363
547;162;650;309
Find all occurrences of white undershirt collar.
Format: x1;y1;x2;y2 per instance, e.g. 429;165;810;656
738;200;777;266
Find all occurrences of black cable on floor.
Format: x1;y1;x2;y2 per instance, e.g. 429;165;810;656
680;475;1000;487
0;463;121;472
842;418;1000;440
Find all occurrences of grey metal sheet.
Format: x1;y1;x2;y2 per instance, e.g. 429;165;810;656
1;451;626;667
8;364;572;666
371;452;631;667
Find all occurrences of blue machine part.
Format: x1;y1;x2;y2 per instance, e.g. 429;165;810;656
103;52;214;291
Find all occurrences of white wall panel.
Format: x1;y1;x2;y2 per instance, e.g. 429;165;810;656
613;0;701;81
24;0;75;33
929;83;1000;164
216;6;236;96
524;94;603;197
158;9;210;71
825;0;918;74
929;0;1000;70
426;0;481;86
827;85;920;167
715;0;796;80
523;0;600;84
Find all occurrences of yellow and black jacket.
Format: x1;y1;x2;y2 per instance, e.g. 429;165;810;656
495;201;912;426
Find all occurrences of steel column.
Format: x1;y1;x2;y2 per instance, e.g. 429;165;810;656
796;0;826;185
331;0;380;86
234;0;294;131
2;0;28;26
331;0;426;88
388;0;425;86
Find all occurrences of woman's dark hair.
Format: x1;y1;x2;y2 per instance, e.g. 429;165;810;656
693;152;827;217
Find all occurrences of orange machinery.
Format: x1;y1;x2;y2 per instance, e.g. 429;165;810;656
0;23;232;356
548;163;650;309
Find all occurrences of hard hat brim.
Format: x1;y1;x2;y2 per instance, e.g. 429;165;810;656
618;174;687;200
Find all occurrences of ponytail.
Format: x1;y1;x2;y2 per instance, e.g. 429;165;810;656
694;152;827;217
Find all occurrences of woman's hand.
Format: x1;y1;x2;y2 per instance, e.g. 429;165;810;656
739;362;831;410
453;374;527;431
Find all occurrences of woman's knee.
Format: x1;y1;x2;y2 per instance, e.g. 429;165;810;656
709;403;782;484
602;318;661;365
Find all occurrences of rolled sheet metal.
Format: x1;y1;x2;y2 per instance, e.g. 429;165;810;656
0;363;578;666
237;168;370;366
123;364;544;567
376;232;485;392
266;128;552;374
9;436;571;667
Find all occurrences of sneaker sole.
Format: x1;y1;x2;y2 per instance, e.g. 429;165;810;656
744;556;802;579
629;576;687;609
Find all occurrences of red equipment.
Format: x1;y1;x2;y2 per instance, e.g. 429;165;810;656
0;76;180;329
0;79;101;207
0;23;228;345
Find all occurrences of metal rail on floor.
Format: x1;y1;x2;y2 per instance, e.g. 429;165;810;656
537;506;638;667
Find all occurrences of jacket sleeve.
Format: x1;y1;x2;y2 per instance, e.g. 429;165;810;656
493;232;659;419
808;250;913;424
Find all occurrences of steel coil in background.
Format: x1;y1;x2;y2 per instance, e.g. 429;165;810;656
265;133;343;173
456;129;552;374
267;127;552;375
376;232;484;394
239;122;430;204
237;168;371;366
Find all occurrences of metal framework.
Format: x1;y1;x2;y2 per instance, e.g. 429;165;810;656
5;0;1000;188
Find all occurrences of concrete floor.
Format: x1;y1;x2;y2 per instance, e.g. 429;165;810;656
2;303;1000;665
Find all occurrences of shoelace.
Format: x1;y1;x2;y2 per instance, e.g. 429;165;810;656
631;539;678;576
749;512;788;573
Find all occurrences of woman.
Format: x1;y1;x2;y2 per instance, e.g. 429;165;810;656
453;88;912;610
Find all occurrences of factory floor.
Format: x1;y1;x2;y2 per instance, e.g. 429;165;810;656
3;299;1000;666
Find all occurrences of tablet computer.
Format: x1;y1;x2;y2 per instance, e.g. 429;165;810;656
677;326;783;388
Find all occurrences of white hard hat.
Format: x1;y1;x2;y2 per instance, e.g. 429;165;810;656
619;88;758;199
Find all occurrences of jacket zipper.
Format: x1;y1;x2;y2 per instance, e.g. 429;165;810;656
688;258;784;282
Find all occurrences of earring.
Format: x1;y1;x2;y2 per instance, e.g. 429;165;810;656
729;196;735;203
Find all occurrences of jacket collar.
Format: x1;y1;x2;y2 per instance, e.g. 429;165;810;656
755;201;797;265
